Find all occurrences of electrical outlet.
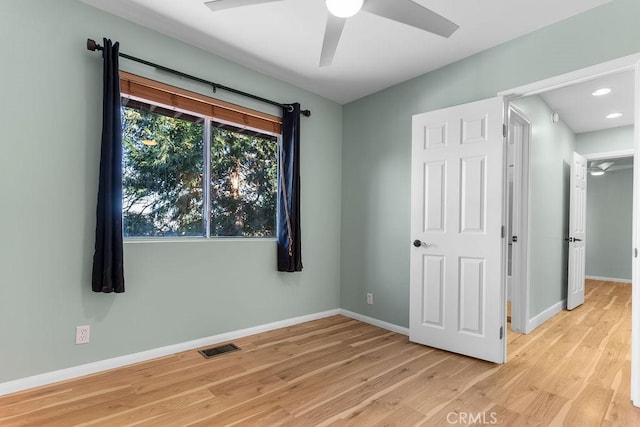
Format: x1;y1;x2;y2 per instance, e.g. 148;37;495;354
366;293;374;305
76;325;90;344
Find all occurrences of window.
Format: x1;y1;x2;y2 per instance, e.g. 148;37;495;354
120;73;280;239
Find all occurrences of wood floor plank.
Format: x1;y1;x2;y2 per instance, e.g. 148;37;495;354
1;281;639;426
92;333;408;426
295;352;453;426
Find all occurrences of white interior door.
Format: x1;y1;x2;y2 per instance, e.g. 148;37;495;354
410;97;505;364
567;152;587;310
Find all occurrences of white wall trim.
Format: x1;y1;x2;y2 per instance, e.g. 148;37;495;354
0;309;340;397
631;60;640;406
586;275;632;284
338;309;409;336
583;149;634;161
527;300;566;334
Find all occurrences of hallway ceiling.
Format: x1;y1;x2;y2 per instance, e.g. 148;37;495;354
80;0;610;104
540;70;635;134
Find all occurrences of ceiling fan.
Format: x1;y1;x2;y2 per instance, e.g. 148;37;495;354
204;0;459;67
588;161;614;176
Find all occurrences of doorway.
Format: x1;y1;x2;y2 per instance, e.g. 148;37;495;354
584;152;635;283
506;69;635;331
500;54;640;404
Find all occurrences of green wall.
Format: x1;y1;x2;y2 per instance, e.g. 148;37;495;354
341;0;640;327
0;0;342;383
586;168;633;281
512;97;575;316
576;125;634;155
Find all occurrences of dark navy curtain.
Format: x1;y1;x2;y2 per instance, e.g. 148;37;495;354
277;103;303;272
91;38;125;293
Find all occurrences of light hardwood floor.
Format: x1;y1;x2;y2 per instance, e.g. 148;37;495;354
1;280;638;426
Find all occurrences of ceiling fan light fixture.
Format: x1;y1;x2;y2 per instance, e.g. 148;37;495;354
590;170;605;176
325;0;363;18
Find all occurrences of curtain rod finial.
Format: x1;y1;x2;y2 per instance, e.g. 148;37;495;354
87;38;103;52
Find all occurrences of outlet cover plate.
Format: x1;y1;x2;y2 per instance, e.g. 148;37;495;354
76;325;90;344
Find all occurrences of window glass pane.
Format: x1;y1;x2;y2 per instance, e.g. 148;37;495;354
210;125;277;237
122;101;204;237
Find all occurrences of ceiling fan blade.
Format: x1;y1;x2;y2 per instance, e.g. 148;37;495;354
598;161;615;171
205;0;285;12
362;0;459;38
319;14;347;67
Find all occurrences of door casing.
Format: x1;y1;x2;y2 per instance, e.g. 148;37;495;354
506;105;531;333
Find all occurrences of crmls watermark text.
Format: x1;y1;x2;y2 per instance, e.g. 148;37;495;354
446;411;499;425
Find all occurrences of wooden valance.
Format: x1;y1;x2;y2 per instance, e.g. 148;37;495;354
119;71;282;134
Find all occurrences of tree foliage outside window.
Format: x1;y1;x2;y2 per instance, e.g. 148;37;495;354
210;127;277;237
121;100;277;238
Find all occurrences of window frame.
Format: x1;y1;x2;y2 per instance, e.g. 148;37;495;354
120;72;281;241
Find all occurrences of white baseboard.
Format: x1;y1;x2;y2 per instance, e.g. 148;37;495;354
339;309;409;336
527;300;565;333
0;309;340;397
586;275;632;284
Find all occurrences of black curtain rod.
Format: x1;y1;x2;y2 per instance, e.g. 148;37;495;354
86;38;311;117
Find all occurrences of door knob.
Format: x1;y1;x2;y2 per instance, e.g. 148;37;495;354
413;240;434;248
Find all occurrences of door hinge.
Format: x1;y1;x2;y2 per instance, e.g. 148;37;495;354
503;124;507;137
499;326;504;340
635;248;638;258
501;226;505;238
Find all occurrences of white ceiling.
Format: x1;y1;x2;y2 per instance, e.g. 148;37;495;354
540;70;635;134
80;0;610;104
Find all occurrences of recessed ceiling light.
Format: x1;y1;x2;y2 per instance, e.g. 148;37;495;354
592;88;612;96
606;112;623;119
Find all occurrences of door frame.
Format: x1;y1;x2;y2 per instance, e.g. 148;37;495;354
584;149;634;162
498;52;640;406
505;105;531;334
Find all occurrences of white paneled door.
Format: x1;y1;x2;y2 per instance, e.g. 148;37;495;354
567;152;587;310
410;98;505;364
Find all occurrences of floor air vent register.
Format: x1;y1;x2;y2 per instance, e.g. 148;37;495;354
198;343;240;359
